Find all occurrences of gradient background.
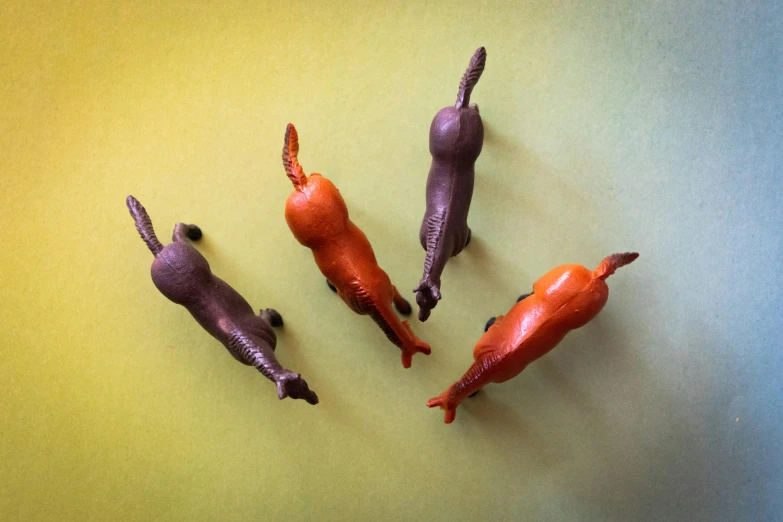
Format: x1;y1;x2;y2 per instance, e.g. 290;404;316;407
1;1;781;520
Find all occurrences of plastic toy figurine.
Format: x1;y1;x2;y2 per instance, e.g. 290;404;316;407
126;195;318;405
427;252;638;423
280;124;431;368
415;46;487;322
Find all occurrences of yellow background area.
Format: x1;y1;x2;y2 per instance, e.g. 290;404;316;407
2;1;781;520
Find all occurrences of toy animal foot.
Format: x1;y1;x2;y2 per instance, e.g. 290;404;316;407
326;279;337;293
260;308;283;327
517;292;531;303
484;316;496;332
414;279;441;322
276;373;319;405
400;342;432;368
186;224;202;241
426;396;457;424
394;297;412;316
399;322;431;368
465;228;472;247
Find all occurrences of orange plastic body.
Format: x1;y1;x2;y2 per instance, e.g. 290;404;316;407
281;124;431;368
427;253;638;423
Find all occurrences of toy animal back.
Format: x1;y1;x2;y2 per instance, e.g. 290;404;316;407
126;195;318;405
427;252;638;423
415;46;487;322
281;124;431;368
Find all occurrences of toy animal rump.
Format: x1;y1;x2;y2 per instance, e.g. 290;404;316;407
427;253;638;423
281;124;431;368
415;47;487;322
126;196;318;405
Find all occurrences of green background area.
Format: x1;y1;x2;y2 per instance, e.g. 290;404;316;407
1;1;781;520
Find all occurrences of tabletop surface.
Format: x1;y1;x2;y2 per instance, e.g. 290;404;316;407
1;1;781;520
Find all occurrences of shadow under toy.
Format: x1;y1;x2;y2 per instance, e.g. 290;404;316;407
126;195;318;405
427;252;638;423
281;124;431;368
415;46;487;322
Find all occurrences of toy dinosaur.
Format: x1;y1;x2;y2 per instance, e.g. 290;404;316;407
281;124;431;368
415;46;487;321
427;252;638;423
126;195;318;405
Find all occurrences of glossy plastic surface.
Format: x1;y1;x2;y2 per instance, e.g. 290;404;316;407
126;196;318;404
281;124;431;368
415;47;486;321
428;253;638;423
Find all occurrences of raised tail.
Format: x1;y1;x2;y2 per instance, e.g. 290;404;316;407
282;123;307;189
455;46;487;108
126;195;164;256
594;252;639;280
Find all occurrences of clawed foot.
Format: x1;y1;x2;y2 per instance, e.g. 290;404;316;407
276;373;319;405
260;308;283;327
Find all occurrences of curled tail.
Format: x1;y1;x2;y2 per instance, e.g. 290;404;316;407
282;123;307;189
594;252;639;280
126;195;164;256
455;46;487;108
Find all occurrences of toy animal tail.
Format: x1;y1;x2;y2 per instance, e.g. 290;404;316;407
126;195;164;256
594;252;639;280
282;123;307;189
456;46;487;108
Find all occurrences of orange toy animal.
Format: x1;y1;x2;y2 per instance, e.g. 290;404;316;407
427;252;638;423
281;124;431;368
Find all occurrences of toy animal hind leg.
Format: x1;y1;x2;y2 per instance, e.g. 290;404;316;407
485;292;530;332
172;222;202;242
259;308;284;328
392;286;412;316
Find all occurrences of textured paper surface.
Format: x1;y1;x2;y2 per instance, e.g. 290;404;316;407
1;1;781;520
